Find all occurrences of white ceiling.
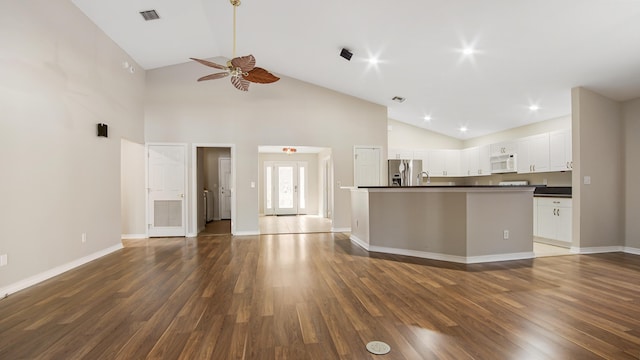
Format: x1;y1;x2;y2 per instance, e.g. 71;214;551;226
71;0;640;139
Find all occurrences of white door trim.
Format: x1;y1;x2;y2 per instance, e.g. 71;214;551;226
145;142;188;238
218;157;231;219
191;143;236;236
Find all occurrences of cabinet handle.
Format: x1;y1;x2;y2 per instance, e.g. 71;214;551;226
570;161;573;169
566;162;570;169
557;208;560;216
553;208;556;216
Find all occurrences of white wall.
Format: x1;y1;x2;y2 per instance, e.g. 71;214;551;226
623;97;640;249
144;61;387;233
463;115;571;148
0;0;145;291
121;139;146;237
572;87;624;249
388;119;463;149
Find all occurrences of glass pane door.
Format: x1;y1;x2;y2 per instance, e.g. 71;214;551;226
275;164;297;215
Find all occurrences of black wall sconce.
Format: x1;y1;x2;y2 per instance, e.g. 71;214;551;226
97;123;108;138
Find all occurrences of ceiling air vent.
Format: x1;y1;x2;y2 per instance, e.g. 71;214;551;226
140;10;160;21
391;96;406;103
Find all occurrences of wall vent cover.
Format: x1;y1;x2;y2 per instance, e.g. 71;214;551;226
140;10;160;21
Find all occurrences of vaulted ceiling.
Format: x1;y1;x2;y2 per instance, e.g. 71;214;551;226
71;0;640;139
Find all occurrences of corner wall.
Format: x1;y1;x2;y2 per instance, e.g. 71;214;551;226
572;87;624;249
0;0;145;291
623;98;640;250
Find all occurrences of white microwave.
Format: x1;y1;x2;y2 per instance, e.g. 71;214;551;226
490;154;517;173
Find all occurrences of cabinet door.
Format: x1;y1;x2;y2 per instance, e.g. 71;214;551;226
531;133;550;172
445;150;461;177
549;130;571;171
413;150;430;171
556;199;573;242
533;198;538;237
537;203;557;240
460;148;471;176
517;138;532;173
427;150;446;176
478;145;491;176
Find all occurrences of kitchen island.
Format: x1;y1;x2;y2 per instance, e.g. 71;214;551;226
349;186;536;264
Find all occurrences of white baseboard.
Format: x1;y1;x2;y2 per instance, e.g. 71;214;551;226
0;243;123;298
349;235;369;250
121;233;147;240
331;227;351;233
186;232;198;238
350;236;534;264
624;247;640;255
571;246;624;254
466;252;535;264
233;230;260;236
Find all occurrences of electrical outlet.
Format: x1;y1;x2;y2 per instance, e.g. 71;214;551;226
0;254;7;267
503;230;509;240
81;233;87;244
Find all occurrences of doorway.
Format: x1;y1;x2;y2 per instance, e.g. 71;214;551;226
194;145;233;236
258;146;333;234
264;161;308;216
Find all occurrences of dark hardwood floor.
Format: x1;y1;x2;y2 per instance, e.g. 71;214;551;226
1;233;640;359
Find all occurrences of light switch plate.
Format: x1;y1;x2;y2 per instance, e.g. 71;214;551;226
584;176;591;185
0;254;7;267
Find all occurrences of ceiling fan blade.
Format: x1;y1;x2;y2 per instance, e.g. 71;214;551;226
197;72;229;81
231;55;256;72
190;57;227;70
231;76;250;91
244;67;280;84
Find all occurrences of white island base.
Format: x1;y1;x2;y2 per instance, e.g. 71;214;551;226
350;186;535;264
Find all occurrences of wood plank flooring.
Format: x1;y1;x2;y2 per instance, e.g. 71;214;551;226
259;215;332;235
1;233;640;359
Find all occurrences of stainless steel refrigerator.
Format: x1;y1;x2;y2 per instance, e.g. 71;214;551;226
388;159;422;186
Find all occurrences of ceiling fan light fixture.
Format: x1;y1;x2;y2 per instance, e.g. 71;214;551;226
190;0;279;91
392;96;406;103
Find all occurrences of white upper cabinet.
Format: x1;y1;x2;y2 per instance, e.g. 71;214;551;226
490;141;517;156
388;148;413;160
462;146;490;176
517;133;550;173
426;149;460;177
549;129;573;171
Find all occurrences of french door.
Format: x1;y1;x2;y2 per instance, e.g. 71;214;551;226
265;161;307;215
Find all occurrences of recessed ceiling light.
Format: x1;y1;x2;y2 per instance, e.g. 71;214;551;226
423;115;432;121
459;126;468;132
368;57;379;65
529;105;540;111
391;96;406;103
462;47;474;55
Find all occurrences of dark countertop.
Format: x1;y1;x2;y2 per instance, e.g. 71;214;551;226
358;185;536;189
534;186;572;198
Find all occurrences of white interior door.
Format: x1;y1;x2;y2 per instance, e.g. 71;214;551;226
354;147;381;186
265;161;307;215
148;144;186;237
219;157;231;219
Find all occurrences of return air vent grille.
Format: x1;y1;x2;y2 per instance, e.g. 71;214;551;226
140;10;160;21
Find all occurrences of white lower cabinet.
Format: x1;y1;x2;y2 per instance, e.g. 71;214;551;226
536;197;572;244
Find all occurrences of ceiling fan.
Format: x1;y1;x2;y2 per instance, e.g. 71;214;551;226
190;0;279;91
